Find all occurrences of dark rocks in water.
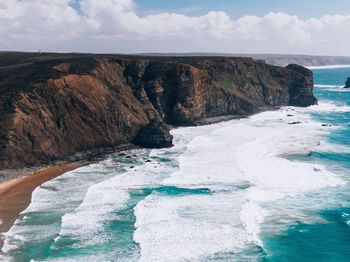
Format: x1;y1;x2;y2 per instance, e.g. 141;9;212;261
287;114;294;117
288;121;301;125
322;124;332;127
132;120;173;149
345;77;350;88
0;53;317;170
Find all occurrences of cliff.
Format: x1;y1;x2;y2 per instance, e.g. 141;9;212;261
0;53;317;169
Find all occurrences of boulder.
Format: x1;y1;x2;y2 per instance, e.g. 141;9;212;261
132;120;173;148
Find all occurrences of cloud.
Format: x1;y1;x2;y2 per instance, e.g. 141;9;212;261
0;0;349;55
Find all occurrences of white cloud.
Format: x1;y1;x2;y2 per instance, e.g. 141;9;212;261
0;0;349;55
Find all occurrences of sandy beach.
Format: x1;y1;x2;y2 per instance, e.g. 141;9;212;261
0;162;83;249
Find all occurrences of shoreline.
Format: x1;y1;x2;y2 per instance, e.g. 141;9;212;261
0;144;137;251
0;108;306;252
0;162;84;249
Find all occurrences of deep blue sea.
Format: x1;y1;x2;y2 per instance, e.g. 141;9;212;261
1;67;349;262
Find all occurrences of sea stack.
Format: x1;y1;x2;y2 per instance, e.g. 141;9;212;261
345;77;350;88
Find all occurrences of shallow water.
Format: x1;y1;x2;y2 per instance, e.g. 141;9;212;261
1;67;349;261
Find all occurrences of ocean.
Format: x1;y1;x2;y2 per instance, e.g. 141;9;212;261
1;66;349;262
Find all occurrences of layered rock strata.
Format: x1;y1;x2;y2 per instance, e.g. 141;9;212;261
0;54;317;169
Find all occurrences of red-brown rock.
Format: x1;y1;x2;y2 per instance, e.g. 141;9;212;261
0;54;317;170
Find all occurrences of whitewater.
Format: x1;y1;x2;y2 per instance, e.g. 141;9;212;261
1;66;350;261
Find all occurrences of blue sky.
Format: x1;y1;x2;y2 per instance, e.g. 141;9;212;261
2;0;350;55
135;0;350;19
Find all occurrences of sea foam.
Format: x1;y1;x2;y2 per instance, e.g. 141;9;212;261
2;100;347;261
2;158;138;254
133;105;344;261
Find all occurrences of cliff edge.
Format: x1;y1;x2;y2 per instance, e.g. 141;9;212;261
0;54;317;169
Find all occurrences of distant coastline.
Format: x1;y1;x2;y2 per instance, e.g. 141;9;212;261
307;64;350;70
136;53;350;67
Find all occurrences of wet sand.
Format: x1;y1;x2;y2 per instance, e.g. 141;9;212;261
0;162;83;248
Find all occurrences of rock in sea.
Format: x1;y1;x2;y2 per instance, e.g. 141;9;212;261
345;77;350;88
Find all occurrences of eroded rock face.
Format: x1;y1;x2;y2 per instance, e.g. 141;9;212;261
285;64;317;106
0;54;317;169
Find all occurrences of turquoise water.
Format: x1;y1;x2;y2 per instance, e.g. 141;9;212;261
262;67;350;262
1;67;349;261
314;67;350;86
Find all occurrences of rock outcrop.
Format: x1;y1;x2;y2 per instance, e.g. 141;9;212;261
285;64;316;107
0;54;317;169
345;77;350;88
132;120;173;148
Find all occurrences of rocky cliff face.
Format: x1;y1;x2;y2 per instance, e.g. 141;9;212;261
0;54;316;169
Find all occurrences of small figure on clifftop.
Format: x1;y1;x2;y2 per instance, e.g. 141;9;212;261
345;77;350;88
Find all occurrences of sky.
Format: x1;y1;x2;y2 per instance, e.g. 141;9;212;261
135;0;350;20
1;0;350;55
